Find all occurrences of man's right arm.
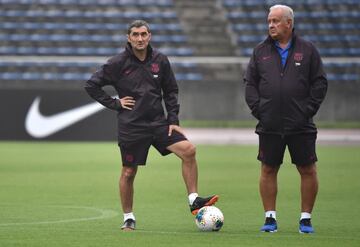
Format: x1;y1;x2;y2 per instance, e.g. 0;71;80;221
84;63;122;111
244;52;260;119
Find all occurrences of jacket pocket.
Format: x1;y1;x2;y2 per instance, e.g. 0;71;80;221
289;97;310;129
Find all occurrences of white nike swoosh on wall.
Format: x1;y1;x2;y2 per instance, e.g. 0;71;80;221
25;97;106;138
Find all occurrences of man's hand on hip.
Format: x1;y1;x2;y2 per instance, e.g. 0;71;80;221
168;125;186;137
119;96;135;110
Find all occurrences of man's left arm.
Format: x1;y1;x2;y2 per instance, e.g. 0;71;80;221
307;47;328;117
161;57;180;126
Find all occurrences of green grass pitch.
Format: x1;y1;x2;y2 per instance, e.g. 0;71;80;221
0;142;359;247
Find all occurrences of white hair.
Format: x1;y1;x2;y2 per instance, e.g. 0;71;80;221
270;4;294;28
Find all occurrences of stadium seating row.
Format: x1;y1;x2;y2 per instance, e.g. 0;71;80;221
222;0;360;57
4;19;357;53
0;22;182;31
0;47;194;56
0;0;190;57
236;34;360;43
226;10;360;19
232;23;360;31
0;0;359;85
0;71;203;81
0;61;203;82
222;0;360;7
0;34;187;43
0;10;178;19
240;47;360;57
0;0;173;6
0;61;358;84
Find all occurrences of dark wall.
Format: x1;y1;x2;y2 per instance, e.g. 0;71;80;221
0;89;117;141
178;80;360;122
0;81;359;140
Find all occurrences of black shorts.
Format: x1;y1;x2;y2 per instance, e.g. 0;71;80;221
257;133;317;167
118;125;187;166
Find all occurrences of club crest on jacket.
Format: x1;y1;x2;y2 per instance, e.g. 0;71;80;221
151;63;160;73
294;53;303;61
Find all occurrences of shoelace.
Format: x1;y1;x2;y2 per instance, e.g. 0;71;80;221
265;217;276;225
300;218;311;226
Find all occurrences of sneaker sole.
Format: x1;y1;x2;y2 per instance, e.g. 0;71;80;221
122;227;135;231
299;230;313;234
191;195;219;215
261;229;277;233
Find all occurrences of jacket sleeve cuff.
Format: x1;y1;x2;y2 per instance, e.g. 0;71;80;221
168;118;179;126
251;109;260;120
306;105;316;117
114;98;122;111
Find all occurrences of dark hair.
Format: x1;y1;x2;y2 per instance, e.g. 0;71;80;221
127;20;151;34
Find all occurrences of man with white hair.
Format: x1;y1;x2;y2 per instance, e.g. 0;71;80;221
244;5;327;233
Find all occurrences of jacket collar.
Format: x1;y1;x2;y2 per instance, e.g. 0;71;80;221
125;42;153;62
266;29;297;47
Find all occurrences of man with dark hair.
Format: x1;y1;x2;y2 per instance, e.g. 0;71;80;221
244;5;327;233
85;20;218;231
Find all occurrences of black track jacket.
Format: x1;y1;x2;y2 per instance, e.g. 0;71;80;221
85;43;179;142
244;32;328;135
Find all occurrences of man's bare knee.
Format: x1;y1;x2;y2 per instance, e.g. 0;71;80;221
121;167;137;181
182;143;196;161
185;143;196;157
297;164;317;177
261;163;279;176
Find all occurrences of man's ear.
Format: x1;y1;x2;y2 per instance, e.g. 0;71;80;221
127;34;130;42
287;19;292;29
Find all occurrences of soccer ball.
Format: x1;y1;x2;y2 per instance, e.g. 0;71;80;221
195;206;224;231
